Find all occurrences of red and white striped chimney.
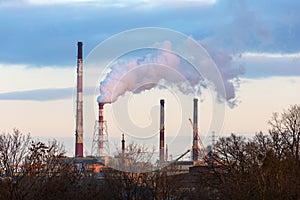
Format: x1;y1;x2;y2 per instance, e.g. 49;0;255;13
192;98;199;161
121;133;125;157
159;99;165;162
75;41;83;157
98;102;105;156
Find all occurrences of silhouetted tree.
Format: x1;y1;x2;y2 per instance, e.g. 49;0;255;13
0;129;80;200
213;105;300;199
268;104;300;163
101;142;191;200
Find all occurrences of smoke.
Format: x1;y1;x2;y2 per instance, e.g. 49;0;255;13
98;41;197;103
197;0;271;106
97;0;273;106
97;40;242;105
201;48;245;107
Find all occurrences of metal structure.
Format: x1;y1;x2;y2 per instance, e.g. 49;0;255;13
75;41;83;157
174;148;191;162
159;99;165;162
189;118;207;160
212;131;216;154
91;102;110;157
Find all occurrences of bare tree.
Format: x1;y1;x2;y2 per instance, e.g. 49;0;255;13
0;129;80;200
0;129;31;178
212;105;300;199
102;142;191;200
269;104;300;162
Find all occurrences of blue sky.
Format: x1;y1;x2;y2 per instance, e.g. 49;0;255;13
1;0;300;67
1;0;300;157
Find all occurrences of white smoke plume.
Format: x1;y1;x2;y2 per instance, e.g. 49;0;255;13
97;40;243;105
97;0;274;106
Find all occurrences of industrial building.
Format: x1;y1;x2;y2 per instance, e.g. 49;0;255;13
73;42;216;176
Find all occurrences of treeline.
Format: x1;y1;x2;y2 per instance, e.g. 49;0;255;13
0;129;88;200
0;105;300;199
0;129;193;200
213;104;300;199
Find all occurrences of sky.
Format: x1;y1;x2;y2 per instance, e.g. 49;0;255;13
0;0;300;158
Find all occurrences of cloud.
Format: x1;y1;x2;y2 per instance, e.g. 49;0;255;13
0;87;96;101
0;88;73;101
0;64;75;92
0;0;299;80
237;52;300;78
0;0;216;7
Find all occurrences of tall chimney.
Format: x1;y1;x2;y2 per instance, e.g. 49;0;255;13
98;102;105;157
75;41;83;157
121;133;125;157
192;98;199;161
165;144;168;161
159;99;165;162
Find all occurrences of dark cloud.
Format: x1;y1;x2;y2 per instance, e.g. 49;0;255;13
0;87;96;101
0;88;74;101
0;0;299;76
241;54;300;78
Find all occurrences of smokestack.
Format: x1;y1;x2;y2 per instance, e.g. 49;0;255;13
98;102;105;157
75;41;83;157
192;98;199;161
159;99;165;162
165;144;168;161
121;133;125;156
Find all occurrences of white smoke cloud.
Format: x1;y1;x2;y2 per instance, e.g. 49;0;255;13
97;39;243;106
98;41;188;103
